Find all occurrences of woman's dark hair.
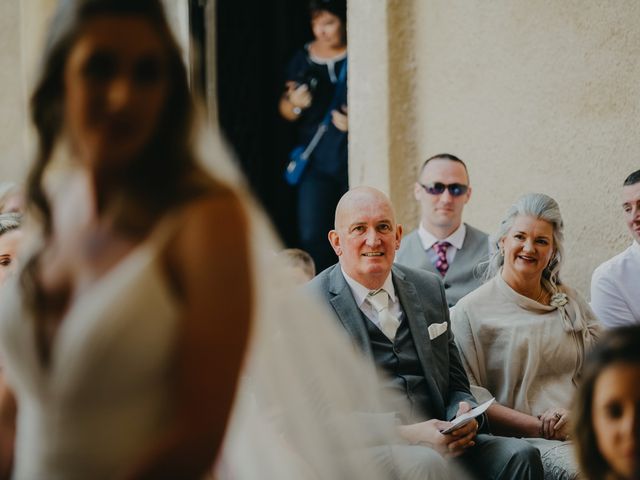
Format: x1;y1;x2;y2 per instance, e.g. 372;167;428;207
309;0;346;23
26;0;213;364
309;0;347;45
573;326;640;480
29;0;203;233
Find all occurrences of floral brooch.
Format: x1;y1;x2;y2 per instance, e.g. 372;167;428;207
550;292;568;308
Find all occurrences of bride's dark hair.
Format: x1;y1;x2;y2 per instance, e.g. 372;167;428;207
25;0;213;363
29;0;207;231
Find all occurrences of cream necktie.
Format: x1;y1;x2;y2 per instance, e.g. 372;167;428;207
367;289;400;341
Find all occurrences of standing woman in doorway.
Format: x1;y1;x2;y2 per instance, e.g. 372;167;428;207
280;0;348;273
0;0;251;478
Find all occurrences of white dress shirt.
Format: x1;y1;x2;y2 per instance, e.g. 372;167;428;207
590;241;640;328
341;269;403;328
417;223;467;267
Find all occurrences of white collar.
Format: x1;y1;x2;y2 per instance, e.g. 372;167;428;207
417;223;466;251
341;268;397;308
305;43;348;65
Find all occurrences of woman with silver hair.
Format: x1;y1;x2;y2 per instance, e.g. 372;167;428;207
0;212;22;285
451;193;601;479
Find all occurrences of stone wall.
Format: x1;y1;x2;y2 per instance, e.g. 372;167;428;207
0;1;29;183
350;0;640;295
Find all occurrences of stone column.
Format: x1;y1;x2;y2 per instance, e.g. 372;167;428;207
348;0;419;225
15;0;57;182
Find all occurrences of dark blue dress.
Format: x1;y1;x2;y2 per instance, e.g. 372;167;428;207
285;45;348;272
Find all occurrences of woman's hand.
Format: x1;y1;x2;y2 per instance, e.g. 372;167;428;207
538;408;570;440
331;105;348;132
279;82;313;121
286;82;312;109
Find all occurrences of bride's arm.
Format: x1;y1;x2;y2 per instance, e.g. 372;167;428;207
124;191;252;480
0;377;16;480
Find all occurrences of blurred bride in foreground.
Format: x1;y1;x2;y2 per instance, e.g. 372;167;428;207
0;1;431;479
0;0;251;477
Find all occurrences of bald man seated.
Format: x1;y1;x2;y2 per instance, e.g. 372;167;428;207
307;187;542;480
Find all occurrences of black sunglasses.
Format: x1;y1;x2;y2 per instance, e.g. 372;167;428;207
418;182;469;197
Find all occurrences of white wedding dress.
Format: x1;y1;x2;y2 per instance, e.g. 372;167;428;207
0;128;465;479
0;219;181;479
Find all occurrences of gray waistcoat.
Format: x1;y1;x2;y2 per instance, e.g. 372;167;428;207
364;313;433;423
396;224;489;307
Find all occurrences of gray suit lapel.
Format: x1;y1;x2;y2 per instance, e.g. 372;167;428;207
392;267;446;415
328;267;373;358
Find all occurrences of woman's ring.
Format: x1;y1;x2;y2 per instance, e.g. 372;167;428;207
554;412;562;420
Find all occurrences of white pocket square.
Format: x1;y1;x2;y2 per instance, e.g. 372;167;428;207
428;321;448;340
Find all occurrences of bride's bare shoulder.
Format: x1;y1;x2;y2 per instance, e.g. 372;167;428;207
162;185;250;293
179;184;247;232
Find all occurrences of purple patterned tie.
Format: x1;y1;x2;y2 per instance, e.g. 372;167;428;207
433;241;451;277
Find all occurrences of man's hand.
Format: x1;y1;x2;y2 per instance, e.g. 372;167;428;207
397;403;478;458
398;420;457;457
538;408;570;440
449;401;479;452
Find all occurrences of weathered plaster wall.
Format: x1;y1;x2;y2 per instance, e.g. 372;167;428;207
349;0;421;226
0;1;27;182
349;1;639;296
400;1;639;295
348;1;392;192
386;0;419;228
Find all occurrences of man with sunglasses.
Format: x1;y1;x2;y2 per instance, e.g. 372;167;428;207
396;154;489;307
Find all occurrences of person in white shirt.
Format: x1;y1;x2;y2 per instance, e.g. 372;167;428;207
396;154;489;307
590;169;640;328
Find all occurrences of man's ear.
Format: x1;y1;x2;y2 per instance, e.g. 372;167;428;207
328;230;342;256
464;185;472;204
413;182;423;201
395;224;403;250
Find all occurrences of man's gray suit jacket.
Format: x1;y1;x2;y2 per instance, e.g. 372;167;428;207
306;263;480;424
395;224;489;307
